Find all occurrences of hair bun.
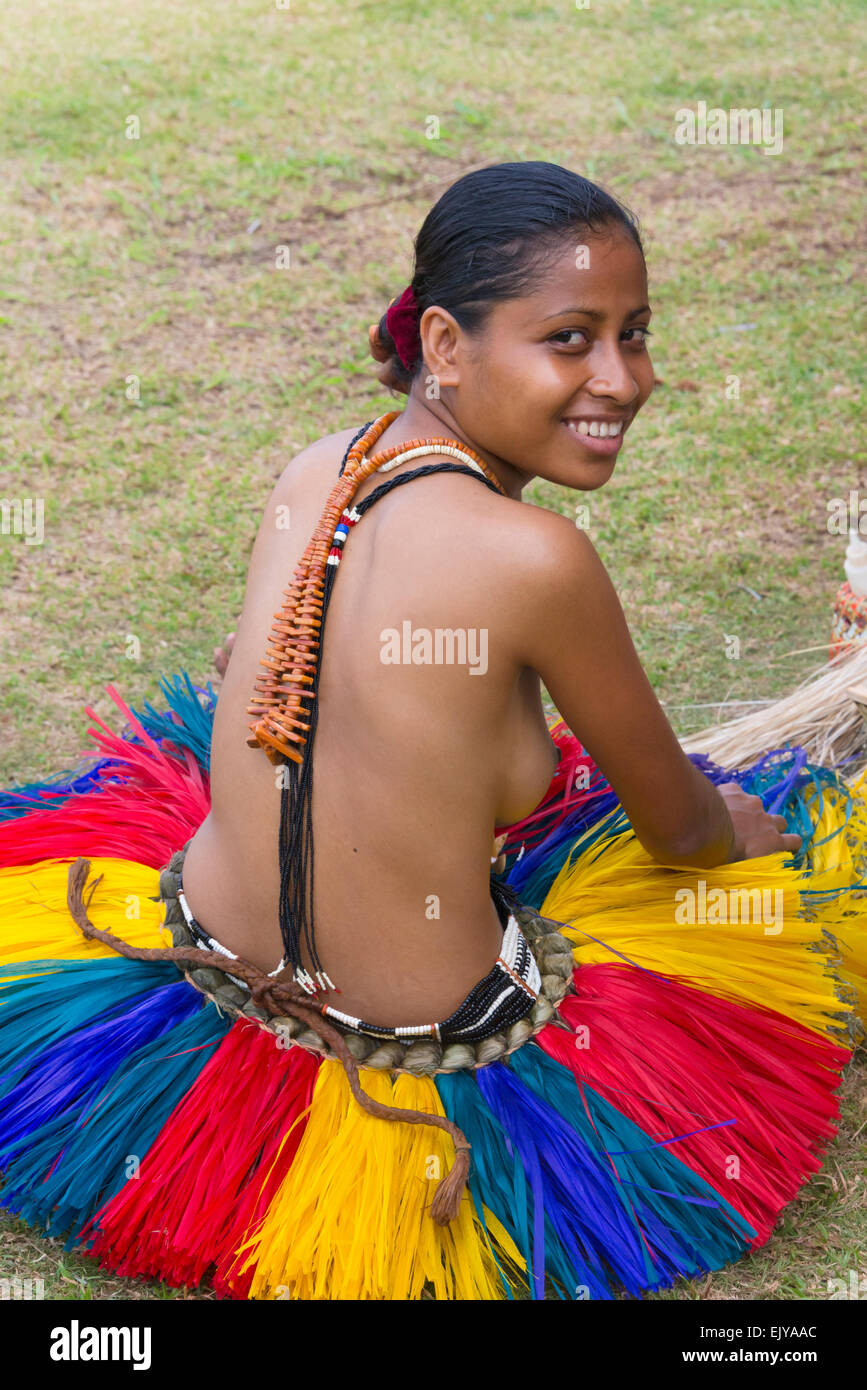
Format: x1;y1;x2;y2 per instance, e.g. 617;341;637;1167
368;321;392;364
367;312;413;395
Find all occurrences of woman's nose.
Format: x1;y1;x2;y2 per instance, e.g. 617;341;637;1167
585;342;642;404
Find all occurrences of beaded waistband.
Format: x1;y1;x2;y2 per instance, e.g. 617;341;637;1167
321;912;541;1044
175;865;540;1045
159;844;575;1076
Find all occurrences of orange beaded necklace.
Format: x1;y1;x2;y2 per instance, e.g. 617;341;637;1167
246;411;507;767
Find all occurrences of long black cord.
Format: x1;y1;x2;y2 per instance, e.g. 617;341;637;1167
276;432;504;988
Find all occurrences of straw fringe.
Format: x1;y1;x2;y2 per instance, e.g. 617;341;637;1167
680;644;867;770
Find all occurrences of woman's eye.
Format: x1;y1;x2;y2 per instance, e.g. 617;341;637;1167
550;329;589;347
550;326;653;347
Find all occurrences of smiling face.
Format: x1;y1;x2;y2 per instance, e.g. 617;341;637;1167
417;226;655;492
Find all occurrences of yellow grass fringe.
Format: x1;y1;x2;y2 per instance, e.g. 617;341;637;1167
0;858;168;975
235;1062;525;1301
802;767;867;1023
540;818;853;1039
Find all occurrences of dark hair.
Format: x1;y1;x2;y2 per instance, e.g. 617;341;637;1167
374;160;644;388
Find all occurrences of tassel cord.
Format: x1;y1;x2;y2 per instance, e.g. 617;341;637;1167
65;856;471;1225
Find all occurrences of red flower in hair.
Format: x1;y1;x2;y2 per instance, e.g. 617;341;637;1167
385;286;420;368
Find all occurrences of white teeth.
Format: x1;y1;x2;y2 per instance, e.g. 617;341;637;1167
565;419;623;439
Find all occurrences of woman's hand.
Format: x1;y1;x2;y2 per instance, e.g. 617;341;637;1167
716;781;803;862
213;620;239;681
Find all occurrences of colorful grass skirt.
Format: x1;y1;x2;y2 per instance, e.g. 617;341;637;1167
0;673;865;1300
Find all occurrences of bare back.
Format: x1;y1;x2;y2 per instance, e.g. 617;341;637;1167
181;426;559;1025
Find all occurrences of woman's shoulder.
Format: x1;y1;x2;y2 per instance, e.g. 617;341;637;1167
491;497;602;577
274;425;361;488
267;426;599;588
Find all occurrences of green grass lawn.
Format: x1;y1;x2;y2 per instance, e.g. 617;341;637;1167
0;0;864;1300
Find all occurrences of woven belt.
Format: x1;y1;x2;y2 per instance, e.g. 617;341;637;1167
158;848;575;1077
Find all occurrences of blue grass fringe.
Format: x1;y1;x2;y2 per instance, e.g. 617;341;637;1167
0;956;230;1243
439;1044;753;1300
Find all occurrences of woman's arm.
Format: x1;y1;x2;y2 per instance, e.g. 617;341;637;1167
515;512;800;867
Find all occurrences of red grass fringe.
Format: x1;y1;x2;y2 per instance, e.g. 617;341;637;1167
84;1019;320;1295
0;686;210;869
536;963;851;1245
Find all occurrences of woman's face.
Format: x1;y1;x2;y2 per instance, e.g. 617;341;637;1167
426;227;655;492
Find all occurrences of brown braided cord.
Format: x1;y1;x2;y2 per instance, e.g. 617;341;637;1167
66;857;471;1226
152;845;573;1075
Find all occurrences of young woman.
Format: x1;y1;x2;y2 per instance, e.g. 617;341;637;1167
0;162;862;1301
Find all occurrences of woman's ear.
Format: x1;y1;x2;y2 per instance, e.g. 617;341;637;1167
418;306;461;388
